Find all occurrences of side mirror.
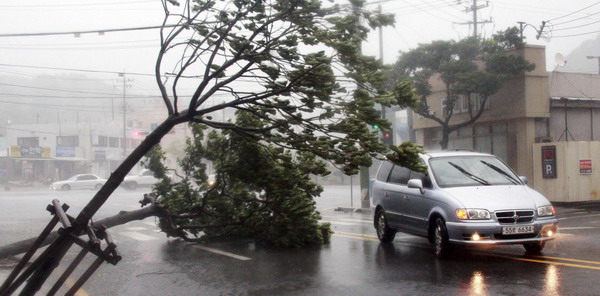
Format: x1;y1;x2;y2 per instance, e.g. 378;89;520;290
407;179;425;194
519;176;528;185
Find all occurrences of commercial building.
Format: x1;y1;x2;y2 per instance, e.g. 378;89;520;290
404;44;600;202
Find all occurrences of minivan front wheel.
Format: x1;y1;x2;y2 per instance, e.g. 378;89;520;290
433;217;453;258
375;210;396;243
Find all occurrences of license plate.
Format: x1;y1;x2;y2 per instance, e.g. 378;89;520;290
502;225;534;235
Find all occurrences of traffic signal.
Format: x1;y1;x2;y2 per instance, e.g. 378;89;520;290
372;124;380;131
382;128;393;145
132;130;149;137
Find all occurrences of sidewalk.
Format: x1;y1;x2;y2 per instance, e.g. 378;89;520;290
553;200;600;215
2;182;49;192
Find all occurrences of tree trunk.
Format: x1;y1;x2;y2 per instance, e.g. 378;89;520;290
0;206;161;260
440;126;450;150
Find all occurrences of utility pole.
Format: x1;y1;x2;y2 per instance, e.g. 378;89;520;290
378;4;386;123
351;2;370;209
116;73;133;159
378;4;384;62
454;0;492;38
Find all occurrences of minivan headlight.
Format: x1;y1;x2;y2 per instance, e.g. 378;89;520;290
456;209;490;220
537;205;555;217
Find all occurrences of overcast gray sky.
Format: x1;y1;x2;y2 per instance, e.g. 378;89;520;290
0;0;599;82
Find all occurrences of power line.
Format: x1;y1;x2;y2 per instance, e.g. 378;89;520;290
547;1;600;22
0;69;119;81
0;63;156;77
0;82;132;96
552;18;600;31
0;39;158;47
0;44;158;51
551;10;600;26
0;93;162;100
0;0;155;8
0;23;199;38
553;29;600;38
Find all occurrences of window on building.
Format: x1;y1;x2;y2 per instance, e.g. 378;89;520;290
17;137;39;146
57;136;79;147
96;136;108;147
109;137;120;148
442;94;489;116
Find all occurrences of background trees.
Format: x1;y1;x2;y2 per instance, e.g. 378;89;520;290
388;27;535;149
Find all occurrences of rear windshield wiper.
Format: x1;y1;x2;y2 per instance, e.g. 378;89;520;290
480;160;521;185
448;162;490;186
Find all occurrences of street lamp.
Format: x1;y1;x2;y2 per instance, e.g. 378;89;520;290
586;56;600;74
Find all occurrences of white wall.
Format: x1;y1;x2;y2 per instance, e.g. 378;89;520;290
533;141;600;202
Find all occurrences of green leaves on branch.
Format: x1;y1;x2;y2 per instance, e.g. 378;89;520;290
146;116;333;248
386;142;427;174
157;0;423;178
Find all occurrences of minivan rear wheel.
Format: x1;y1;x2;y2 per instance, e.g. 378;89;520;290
433;217;453;258
375;210;396;243
523;241;545;254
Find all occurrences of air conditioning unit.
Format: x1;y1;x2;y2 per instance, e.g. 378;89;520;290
535;136;553;143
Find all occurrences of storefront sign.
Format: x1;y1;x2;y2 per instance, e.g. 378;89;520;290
56;146;76;157
10;145;21;157
8;146;52;158
41;147;51;158
20;146;42;157
541;146;557;179
580;159;592;174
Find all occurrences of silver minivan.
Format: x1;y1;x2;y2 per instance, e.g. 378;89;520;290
371;151;558;257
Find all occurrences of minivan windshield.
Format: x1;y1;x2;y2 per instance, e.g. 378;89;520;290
429;156;522;188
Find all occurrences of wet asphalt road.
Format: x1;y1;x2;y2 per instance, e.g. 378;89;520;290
1;186;600;295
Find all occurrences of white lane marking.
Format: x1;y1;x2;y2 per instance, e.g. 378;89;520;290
192;245;252;261
334;231;412;240
119;232;158;241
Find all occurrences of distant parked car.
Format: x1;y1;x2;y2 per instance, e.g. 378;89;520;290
371;151;558;257
122;169;172;190
51;174;107;191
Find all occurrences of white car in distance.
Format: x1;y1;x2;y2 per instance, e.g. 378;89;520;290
51;174;107;191
123;169;171;190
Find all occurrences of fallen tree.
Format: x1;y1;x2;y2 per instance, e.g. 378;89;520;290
1;0;422;292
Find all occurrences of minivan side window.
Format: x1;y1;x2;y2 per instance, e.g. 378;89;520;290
388;165;411;185
410;171;431;188
376;162;394;182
